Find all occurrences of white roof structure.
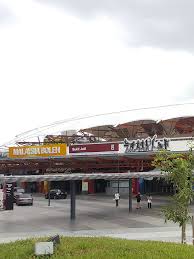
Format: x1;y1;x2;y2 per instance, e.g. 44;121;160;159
0;170;166;183
3;102;194;146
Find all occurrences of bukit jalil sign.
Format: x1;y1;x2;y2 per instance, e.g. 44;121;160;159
123;135;169;153
9;144;67;158
69;143;119;154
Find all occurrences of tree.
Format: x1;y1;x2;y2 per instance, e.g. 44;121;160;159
153;151;194;244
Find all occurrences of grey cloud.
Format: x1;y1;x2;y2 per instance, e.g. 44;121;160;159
0;3;16;25
37;0;194;51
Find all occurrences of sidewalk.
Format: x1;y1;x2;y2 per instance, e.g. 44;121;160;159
0;194;193;244
0;226;192;244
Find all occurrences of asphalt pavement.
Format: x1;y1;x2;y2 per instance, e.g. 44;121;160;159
0;194;193;244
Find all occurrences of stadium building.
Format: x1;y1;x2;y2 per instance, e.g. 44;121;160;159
1;116;194;196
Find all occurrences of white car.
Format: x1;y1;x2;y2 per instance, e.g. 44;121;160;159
14;187;25;202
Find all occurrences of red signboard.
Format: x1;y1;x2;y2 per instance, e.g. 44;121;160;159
69;143;119;154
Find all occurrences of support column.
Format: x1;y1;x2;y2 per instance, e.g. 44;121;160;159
128;179;132;212
88;180;95;194
48;181;51;207
70;180;76;220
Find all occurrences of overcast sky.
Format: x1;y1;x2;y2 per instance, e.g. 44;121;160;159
1;0;194;146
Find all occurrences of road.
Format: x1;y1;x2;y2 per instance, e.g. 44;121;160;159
0;194;193;244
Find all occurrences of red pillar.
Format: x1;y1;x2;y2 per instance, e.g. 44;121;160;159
21;182;27;191
37;182;44;193
88;180;95;194
132;179;140;194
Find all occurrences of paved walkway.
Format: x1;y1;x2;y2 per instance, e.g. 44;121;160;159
0;194;193;244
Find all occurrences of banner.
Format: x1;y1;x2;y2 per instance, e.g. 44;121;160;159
82;181;88;192
0;189;4;209
9;144;67;159
69;143;119;154
4;183;14;210
120;136;193;153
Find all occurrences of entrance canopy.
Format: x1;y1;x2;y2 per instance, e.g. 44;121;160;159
0;171;166;183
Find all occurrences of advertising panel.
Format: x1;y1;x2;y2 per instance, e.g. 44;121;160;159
119;135;194;154
9;144;67;159
82;181;88;192
69;143;119;155
0;189;4;209
4;183;14;210
121;135;169;153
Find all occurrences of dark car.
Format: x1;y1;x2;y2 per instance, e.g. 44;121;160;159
15;193;33;206
45;189;67;199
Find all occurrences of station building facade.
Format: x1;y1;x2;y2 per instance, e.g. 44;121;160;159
6;136;194;196
2;116;194;195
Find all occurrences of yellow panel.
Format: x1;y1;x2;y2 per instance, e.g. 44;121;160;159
44;181;49;193
9;144;67;158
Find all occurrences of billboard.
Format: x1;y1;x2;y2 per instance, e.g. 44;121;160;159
4;183;14;210
69;143;119;155
9;144;67;159
119;136;193;153
0;189;4;209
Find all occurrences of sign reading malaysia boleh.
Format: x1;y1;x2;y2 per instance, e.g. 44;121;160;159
9;144;67;158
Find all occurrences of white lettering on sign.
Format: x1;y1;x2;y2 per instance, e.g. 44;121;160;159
111;144;115;150
72;147;87;152
12;146;62;156
124;135;169;153
13;149;18;156
52;147;57;154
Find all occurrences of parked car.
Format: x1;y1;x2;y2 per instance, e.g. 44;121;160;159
15;193;33;206
14;187;25;194
14;187;25;202
45;189;67;199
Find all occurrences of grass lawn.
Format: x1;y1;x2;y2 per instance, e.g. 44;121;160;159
1;237;194;259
